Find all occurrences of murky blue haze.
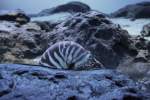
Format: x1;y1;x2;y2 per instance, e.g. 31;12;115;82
0;0;148;14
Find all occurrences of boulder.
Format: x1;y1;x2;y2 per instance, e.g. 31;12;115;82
132;36;149;50
111;1;150;19
38;1;90;16
0;10;30;24
0;21;52;64
0;64;148;100
45;11;135;68
1;11;134;68
0;21;19;32
118;61;150;83
32;21;59;32
141;23;150;36
133;50;148;62
21;22;42;31
117;36;150;88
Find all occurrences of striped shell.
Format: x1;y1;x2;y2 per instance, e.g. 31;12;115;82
39;41;91;69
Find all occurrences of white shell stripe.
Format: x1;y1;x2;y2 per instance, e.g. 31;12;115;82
72;47;81;62
61;43;67;60
65;46;71;63
48;51;62;69
54;52;67;69
59;43;65;62
42;53;46;59
68;46;76;63
75;53;90;67
40;61;51;67
74;51;88;63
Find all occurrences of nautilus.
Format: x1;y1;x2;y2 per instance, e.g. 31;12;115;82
39;41;92;70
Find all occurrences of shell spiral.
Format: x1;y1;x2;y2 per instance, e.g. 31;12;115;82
39;41;91;69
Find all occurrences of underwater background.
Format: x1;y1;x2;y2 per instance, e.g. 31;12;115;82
0;0;148;14
0;0;150;99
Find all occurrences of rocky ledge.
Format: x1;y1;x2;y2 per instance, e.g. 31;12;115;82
2;10;150;83
111;1;150;20
0;10;134;68
141;23;150;37
31;1;91;17
0;5;150;100
46;11;135;68
0;10;30;24
0;64;149;100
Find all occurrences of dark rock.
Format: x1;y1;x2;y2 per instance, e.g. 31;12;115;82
118;61;150;82
21;22;42;31
0;64;148;100
0;19;60;64
111;1;150;19
147;41;150;53
38;1;90;16
131;36;150;58
132;36;148;50
45;11;134;68
117;36;150;82
141;23;150;36
133;50;148;62
139;77;150;92
33;21;59;32
21;21;58;32
0;21;51;64
0;10;30;24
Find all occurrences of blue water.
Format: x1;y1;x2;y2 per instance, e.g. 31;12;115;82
31;13;71;22
0;0;148;14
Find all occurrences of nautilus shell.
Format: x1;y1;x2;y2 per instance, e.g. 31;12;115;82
39;41;91;70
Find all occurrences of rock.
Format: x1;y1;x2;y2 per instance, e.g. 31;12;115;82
132;36;148;50
130;36;150;63
0;21;19;32
0;21;51;64
147;41;150;53
0;10;30;24
118;61;150;82
21;22;42;31
0;64;148;100
33;21;59;32
141;23;150;36
133;50;148;62
21;21;58;32
45;11;135;68
38;1;90;16
111;1;150;19
139;77;150;92
117;36;150;82
131;36;150;61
